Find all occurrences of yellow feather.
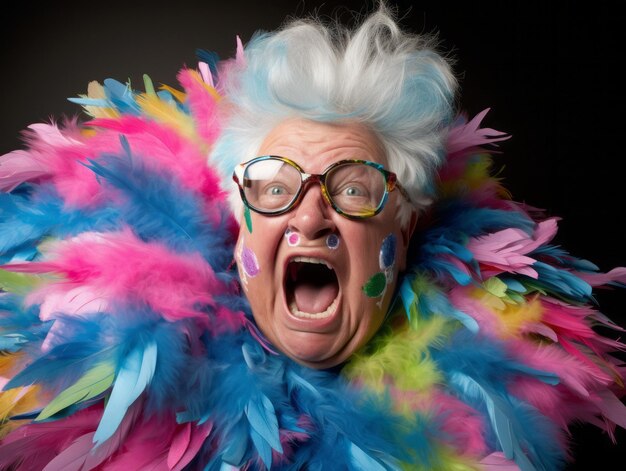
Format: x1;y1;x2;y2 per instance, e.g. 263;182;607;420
158;84;187;103
0;351;22;377
344;311;447;395
135;93;197;142
471;286;543;338
0;385;41;438
80;81;120;119
397;435;483;471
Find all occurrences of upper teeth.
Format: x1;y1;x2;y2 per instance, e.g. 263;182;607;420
291;256;333;270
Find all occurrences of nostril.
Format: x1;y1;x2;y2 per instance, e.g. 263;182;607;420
288;187;336;240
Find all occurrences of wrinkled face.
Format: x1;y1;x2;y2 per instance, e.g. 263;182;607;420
236;118;413;369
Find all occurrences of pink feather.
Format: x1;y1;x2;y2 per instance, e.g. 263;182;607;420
468;219;559;278
0;405;102;470
445;109;510;160
177;69;221;145
4;229;241;328
576;267;626;287
168;422;213;471
27;123;84;148
42;432;97;471
86;115;225;203
541;299;625;356
23;122;102;208
197;62;214;88
479;452;521;470
103;415;179;470
235;35;245;65
390;388;487;458
0;149;52;191
3;95;226;211
429;391;488;457
449;286;503;337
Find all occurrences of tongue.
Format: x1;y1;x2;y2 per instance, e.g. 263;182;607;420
294;282;338;313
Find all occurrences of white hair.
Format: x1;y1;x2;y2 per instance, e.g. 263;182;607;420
210;5;457;226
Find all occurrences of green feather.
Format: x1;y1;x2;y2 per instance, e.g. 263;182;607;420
143;74;156;96
362;272;386;297
244;206;253;233
0;269;42;294
36;362;115;420
484;277;508;297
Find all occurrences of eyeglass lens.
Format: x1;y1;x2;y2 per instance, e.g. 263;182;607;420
242;159;387;216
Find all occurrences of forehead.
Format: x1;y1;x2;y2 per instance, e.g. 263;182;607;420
258;118;387;169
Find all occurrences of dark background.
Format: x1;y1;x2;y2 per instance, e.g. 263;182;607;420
1;1;624;468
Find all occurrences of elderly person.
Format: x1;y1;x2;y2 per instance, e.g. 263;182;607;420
0;5;624;471
219;10;454;369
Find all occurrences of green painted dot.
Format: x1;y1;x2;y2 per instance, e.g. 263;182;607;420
244;206;253;233
362;272;386;297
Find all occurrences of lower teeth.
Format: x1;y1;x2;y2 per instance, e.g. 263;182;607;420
289;297;338;319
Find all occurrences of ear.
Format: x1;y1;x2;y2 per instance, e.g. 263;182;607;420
397;209;418;271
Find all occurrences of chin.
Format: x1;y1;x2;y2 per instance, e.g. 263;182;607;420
272;329;346;369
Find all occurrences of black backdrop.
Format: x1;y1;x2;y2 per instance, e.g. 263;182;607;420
1;1;624;468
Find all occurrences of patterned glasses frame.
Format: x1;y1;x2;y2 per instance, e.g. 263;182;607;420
232;155;411;219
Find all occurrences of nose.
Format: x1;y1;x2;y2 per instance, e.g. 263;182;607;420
287;184;336;241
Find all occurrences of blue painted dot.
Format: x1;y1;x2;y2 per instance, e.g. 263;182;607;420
326;234;340;249
379;234;396;269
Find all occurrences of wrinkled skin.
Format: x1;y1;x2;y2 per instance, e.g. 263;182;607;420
236;119;415;369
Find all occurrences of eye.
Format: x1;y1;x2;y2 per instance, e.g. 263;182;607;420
335;183;369;198
268;185;287;195
344;186;364;197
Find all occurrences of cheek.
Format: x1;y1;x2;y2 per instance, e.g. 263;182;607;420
235;214;287;288
235;237;261;290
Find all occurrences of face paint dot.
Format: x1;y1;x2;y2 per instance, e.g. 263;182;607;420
287;232;300;247
363;272;387;297
379;234;397;270
326;234;340;250
242;246;260;277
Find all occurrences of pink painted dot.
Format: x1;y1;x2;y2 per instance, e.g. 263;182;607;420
288;233;300;246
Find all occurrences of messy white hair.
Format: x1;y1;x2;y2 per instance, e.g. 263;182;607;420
211;4;457;226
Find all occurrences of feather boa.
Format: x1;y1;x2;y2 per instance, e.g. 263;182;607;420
0;57;625;470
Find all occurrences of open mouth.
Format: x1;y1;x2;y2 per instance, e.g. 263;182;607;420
285;256;340;319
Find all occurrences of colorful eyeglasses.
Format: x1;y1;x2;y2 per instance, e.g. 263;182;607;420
232;156;410;219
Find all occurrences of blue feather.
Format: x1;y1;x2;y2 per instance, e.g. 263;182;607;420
195;49;221;78
93;339;157;446
4;340;108;392
82;143;233;272
0;191;58;258
156;89;182;108
501;278;527;293
531;261;592;301
419;285;479;333
399;277;417;321
220;416;250;466
249;428;273;469
0;333;28;352
433;331;565;470
450;372;536;471
245;393;283;468
67;97;111;107
103;78;141;115
1;183;122;264
349;442;388;471
286;370;322;399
